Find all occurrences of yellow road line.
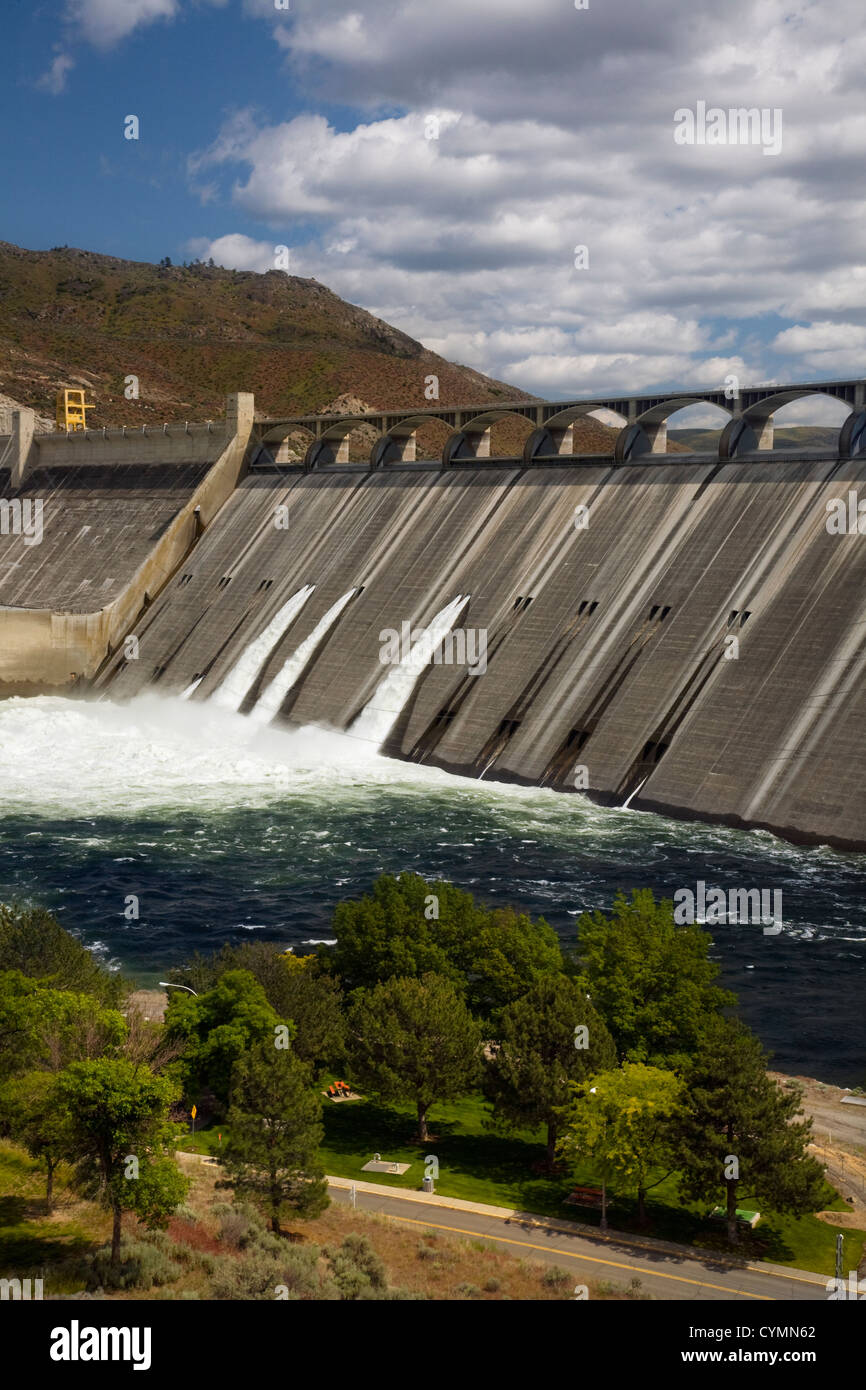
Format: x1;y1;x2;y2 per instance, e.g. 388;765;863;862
515;1217;825;1289
364;1209;773;1299
331;1181;825;1291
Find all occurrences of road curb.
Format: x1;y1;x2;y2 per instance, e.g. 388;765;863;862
326;1174;828;1287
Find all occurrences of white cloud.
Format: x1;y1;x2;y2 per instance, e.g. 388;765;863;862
188;0;866;395
186;233;278;273
37;53;75;95
67;0;179;48
63;0;227;50
773;322;866;354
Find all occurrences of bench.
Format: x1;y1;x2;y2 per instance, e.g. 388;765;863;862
564;1185;605;1209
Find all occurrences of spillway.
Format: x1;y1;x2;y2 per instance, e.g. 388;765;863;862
210;585;315;712
249;588;357;725
349;595;469;747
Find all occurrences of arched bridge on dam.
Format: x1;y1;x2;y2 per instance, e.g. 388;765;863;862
3;380;866;851
255;376;866;469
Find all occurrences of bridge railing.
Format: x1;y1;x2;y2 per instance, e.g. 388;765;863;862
253;376;866;472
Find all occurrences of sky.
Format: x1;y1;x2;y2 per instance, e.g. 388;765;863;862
3;0;865;417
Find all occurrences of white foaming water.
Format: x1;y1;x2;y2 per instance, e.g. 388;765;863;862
249;589;357;725
0;691;592;821
211;585;315;711
0;694;860;947
0;691;545;817
349;595;469;747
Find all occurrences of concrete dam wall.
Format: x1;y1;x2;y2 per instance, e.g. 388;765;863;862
3;391;865;849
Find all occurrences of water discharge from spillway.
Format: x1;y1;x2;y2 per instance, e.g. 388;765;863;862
180;677;203;701
249;589;358;726
349;594;469;747
211;585;316;712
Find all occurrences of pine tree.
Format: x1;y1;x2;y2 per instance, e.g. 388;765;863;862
221;1042;328;1233
676;1018;826;1243
484;975;616;1163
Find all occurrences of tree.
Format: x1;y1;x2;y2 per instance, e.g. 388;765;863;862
347;974;481;1141
0;904;123;1005
164;969;289;1110
330;873;562;1018
558;1063;684;1227
575;889;733;1066
168;945;345;1076
0;971;126;1080
331;875;462;991
53;1059;188;1263
220;1041;328;1233
484;976;616;1163
0;1071;71;1209
277;957;346;1077
676;1018;826;1244
457;906;564;1019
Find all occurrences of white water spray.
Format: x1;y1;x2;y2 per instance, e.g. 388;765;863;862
180;677;203;700
211;585;315;712
621;775;648;810
349;595;469;747
249;589;357;725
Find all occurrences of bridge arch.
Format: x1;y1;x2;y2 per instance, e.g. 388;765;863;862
658;401;733;456
443;408;537;466
255;421;316;466
616;395;734;461
370;414;453;468
302;416;380;470
524;404;628;462
721;388;862;459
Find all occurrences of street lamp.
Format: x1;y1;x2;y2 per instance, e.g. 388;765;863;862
159;981;198;996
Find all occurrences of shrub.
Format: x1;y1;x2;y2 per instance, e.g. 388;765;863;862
210;1246;322;1301
87;1238;182;1291
215;1202;267;1250
541;1265;570;1287
325;1234;387;1300
455;1282;481;1299
483;1277;501;1292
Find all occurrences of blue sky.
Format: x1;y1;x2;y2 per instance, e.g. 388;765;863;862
3;0;864;414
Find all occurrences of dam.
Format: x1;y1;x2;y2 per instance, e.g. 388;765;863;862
2;382;866;851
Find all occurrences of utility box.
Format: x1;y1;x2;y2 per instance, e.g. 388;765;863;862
56;388;93;432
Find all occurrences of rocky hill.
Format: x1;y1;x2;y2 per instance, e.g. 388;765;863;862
0;241;622;456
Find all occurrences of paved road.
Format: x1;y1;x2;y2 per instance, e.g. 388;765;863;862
328;1179;830;1302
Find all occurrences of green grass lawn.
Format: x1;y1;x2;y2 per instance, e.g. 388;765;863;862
183;1088;865;1279
0;1141;105;1290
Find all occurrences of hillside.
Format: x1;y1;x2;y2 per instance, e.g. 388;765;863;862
669;426;841;452
0;241;623;455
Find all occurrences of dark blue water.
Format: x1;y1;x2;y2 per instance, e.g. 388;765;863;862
0;694;863;1085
